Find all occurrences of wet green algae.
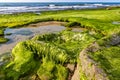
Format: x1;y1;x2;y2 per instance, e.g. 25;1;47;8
1;30;95;80
88;46;120;80
0;8;120;80
0;28;8;43
0;8;120;43
87;33;120;80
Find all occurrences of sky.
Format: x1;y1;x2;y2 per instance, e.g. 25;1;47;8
0;0;120;2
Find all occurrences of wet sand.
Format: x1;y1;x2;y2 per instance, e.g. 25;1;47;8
0;21;66;54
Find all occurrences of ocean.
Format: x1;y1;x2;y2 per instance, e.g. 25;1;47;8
0;2;120;14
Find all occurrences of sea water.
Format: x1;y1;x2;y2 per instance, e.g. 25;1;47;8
0;2;120;14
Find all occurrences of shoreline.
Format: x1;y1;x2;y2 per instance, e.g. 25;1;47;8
1;5;119;15
25;21;66;27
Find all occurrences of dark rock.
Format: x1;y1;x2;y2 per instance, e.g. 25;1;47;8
110;34;120;46
106;7;112;10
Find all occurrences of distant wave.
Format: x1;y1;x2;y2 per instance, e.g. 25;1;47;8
93;4;103;6
0;2;119;14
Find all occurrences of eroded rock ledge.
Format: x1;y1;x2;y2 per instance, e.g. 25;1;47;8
72;42;109;80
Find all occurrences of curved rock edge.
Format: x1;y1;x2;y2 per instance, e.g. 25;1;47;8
72;42;109;80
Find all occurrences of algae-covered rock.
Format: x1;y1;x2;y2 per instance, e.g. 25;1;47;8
2;30;95;80
37;58;68;80
4;41;39;80
55;64;68;80
37;59;55;80
4;40;69;80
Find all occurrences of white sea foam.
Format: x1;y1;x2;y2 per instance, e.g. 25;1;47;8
93;4;103;6
0;4;111;14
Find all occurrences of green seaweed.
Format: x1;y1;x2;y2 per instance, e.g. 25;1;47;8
0;28;4;36
0;37;8;43
2;30;95;80
1;8;120;79
88;46;120;80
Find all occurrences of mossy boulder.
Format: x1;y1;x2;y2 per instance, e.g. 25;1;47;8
4;41;39;80
2;30;96;80
3;40;69;80
37;58;68;80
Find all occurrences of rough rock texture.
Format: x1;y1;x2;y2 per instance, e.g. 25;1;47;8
79;42;109;80
71;42;109;80
88;42;100;52
67;64;76;72
110;34;120;46
71;64;80;80
66;64;76;80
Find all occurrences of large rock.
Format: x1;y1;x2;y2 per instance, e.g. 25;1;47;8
71;42;109;80
79;42;109;80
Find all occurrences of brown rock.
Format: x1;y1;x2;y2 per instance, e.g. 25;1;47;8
67;64;75;72
79;42;109;80
71;64;80;80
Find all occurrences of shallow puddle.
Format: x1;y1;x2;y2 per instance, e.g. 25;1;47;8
0;21;84;54
0;25;66;54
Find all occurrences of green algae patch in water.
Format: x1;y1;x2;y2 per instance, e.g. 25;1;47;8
0;28;9;43
0;28;4;36
0;37;8;43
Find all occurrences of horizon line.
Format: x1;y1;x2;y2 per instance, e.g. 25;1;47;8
0;1;120;3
